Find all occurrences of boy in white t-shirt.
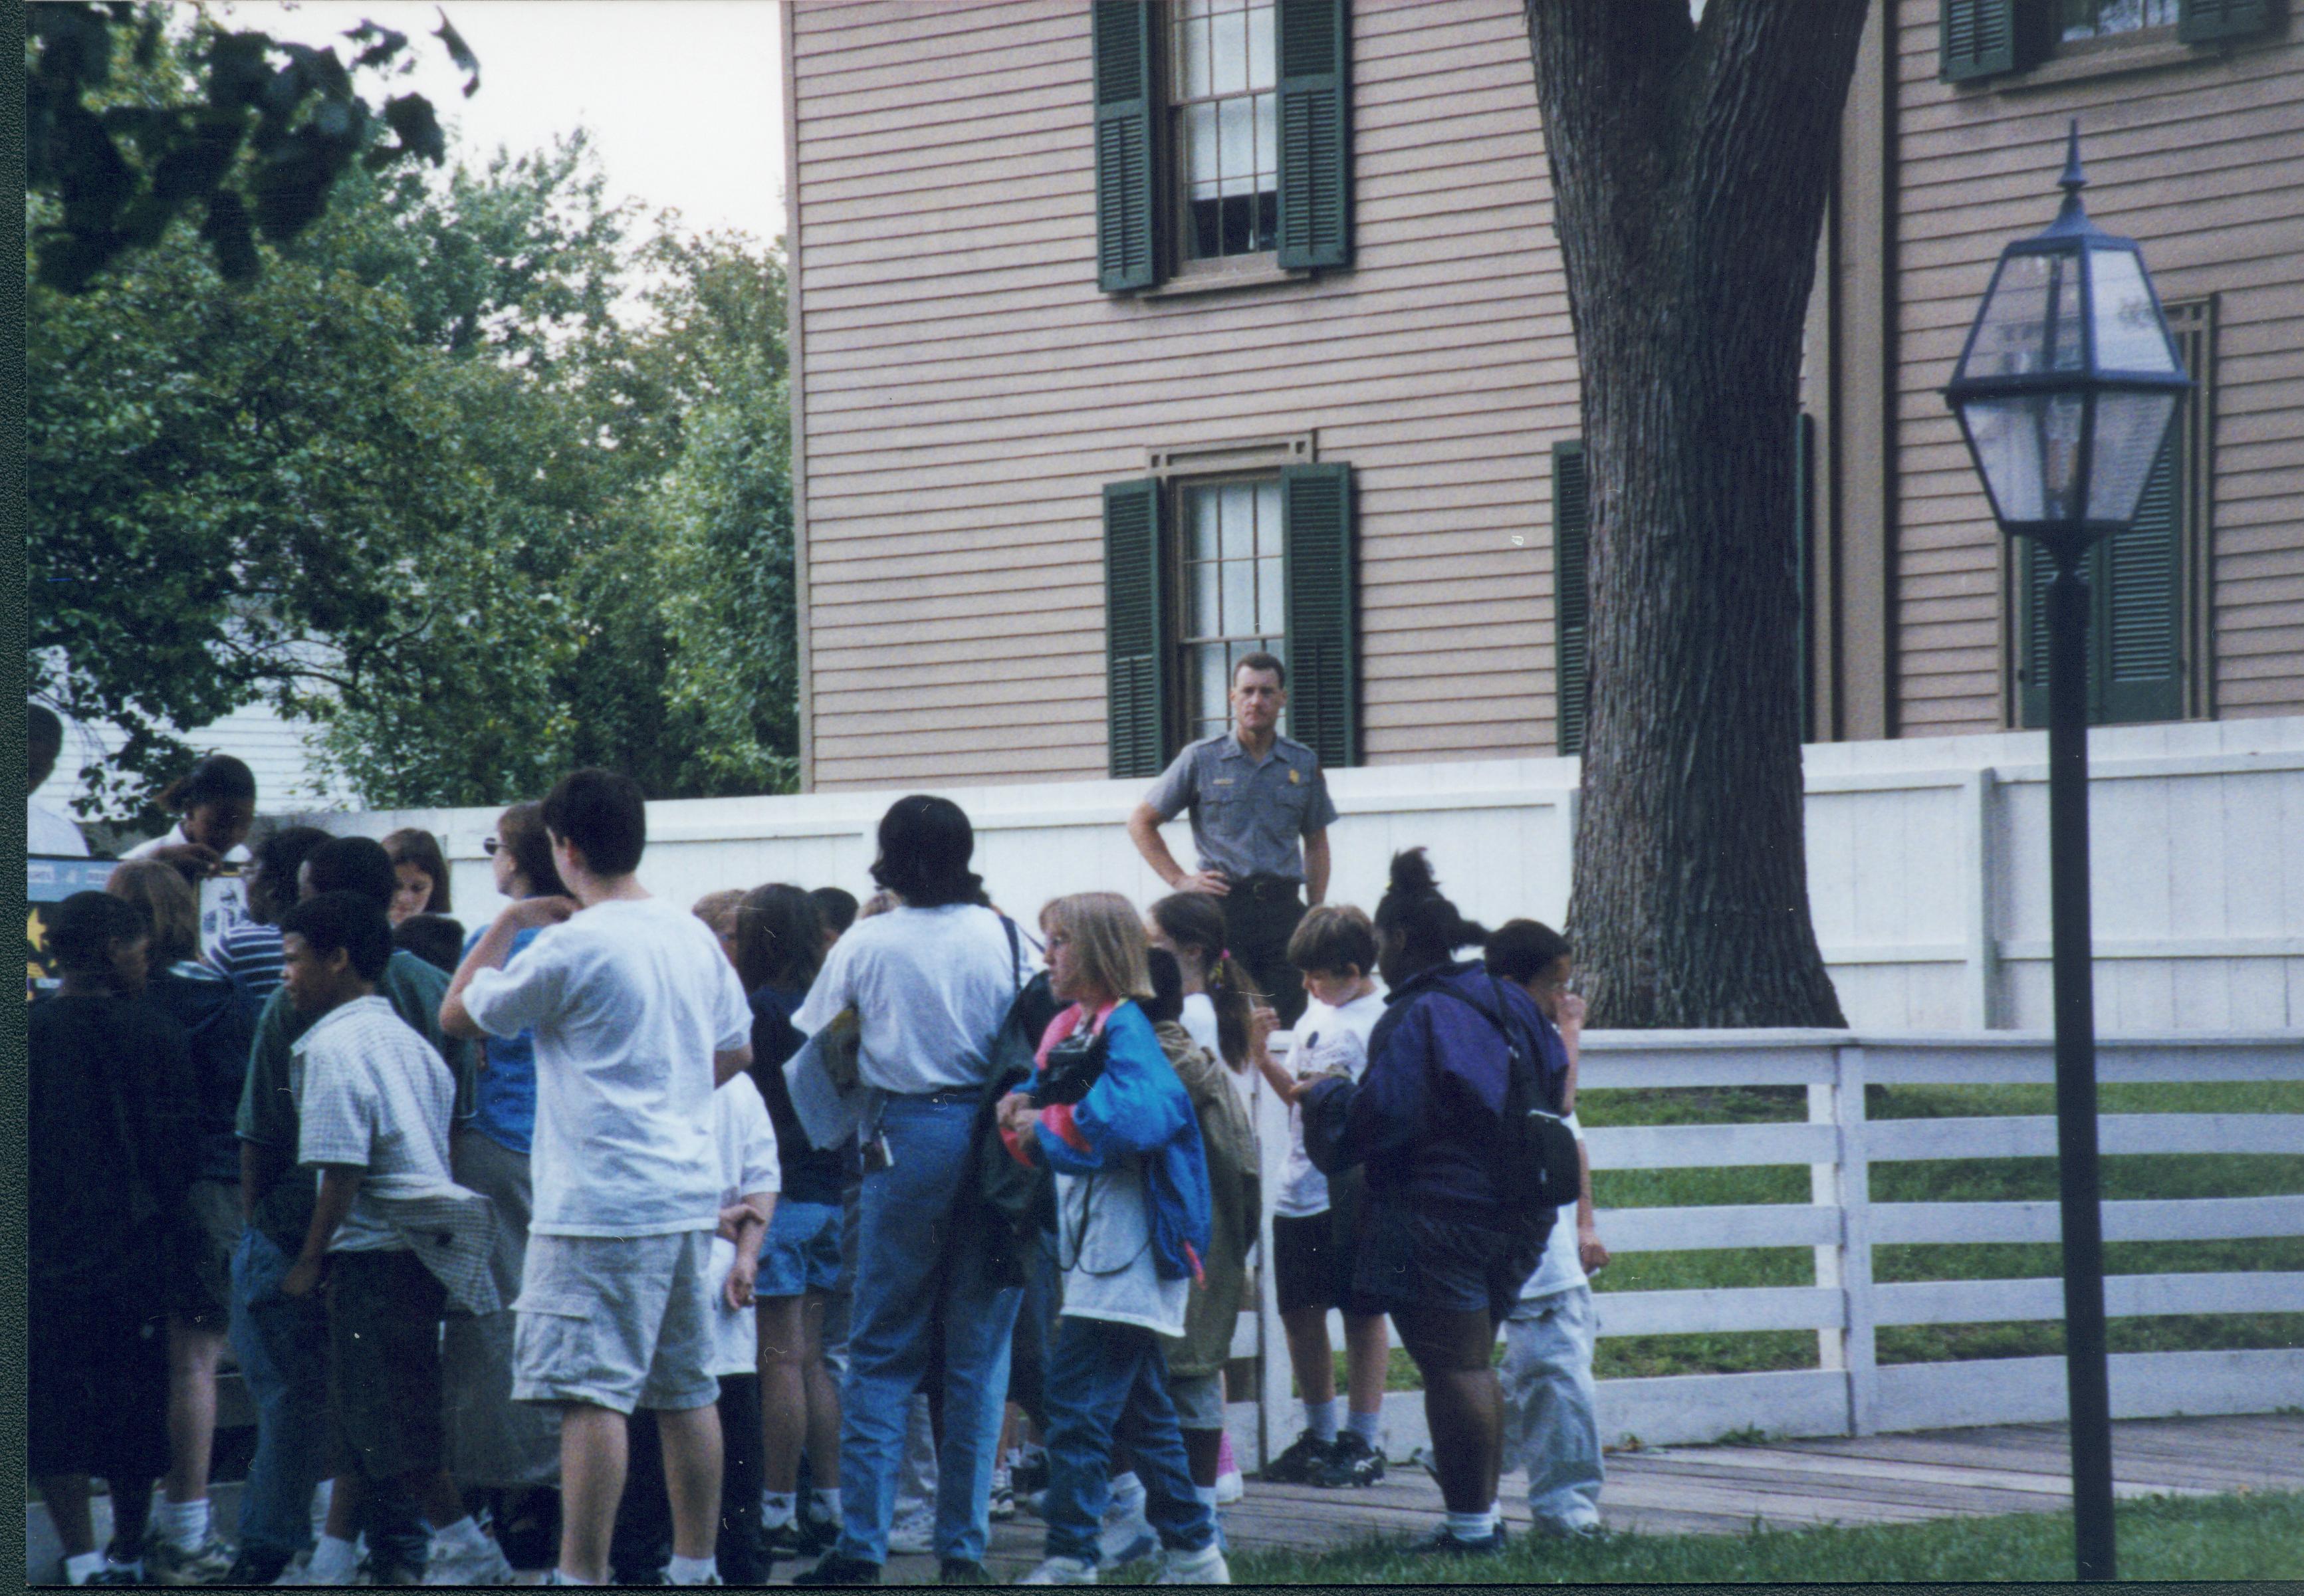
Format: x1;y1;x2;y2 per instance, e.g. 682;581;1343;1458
1487;919;1609;1538
443;769;755;1587
1250;905;1391;1488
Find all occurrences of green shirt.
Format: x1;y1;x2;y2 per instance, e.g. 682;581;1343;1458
235;949;468;1253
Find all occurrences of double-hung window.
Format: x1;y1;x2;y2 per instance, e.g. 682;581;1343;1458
1092;0;1353;292
1104;463;1357;774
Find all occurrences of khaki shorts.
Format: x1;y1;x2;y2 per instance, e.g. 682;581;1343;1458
1166;1369;1226;1430
513;1230;721;1414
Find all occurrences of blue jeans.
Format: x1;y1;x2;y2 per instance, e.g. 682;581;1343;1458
836;1095;1022;1565
227;1229;330;1564
1040;1317;1214;1565
1502;1286;1605;1533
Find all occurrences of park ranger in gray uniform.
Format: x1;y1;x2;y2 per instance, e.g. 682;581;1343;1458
1128;651;1337;1028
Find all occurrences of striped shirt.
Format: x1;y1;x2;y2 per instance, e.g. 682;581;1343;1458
295;994;455;1254
213;921;287;1019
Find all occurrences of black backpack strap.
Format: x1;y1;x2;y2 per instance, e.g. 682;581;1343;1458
1001;913;1022;996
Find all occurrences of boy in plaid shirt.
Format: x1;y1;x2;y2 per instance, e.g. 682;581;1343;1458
275;892;512;1587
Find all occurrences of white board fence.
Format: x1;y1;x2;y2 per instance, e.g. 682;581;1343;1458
1218;1030;2304;1464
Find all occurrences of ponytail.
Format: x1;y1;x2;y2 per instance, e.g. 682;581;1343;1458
1150;891;1258;1074
1373;848;1488;981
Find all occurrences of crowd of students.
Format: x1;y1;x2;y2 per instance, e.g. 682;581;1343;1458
30;764;1609;1586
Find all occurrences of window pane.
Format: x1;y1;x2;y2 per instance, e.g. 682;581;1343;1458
1192;557;1220;636
1187;102;1219;201
1218;96;1253;187
1255;481;1282;555
1220;483;1255;559
1191;486;1222;562
1257;556;1284;634
1195;644;1228;729
1222;555;1254;633
1211;6;1248;96
1248;1;1276;88
1254;92;1277;185
1181;15;1210;98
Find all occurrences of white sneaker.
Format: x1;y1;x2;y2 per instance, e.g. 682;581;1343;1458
885;1502;937;1556
1020;1555;1098;1585
423;1534;516;1586
1097;1482;1156;1567
1155;1541;1230;1585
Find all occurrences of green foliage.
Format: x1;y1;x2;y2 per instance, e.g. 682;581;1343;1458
29;51;799;817
1222;1489;2304;1583
26;3;471;293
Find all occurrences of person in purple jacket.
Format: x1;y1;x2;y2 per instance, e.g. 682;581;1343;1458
1302;850;1567;1558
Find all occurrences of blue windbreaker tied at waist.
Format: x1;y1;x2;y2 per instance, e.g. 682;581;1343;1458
1034;1000;1213;1282
1302;959;1568;1216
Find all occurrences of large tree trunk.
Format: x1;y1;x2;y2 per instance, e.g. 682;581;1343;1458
1526;0;1866;1028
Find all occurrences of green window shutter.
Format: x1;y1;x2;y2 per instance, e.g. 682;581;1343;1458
2019;439;2183;729
1275;0;1351;271
1941;0;2032;80
1281;463;1357;768
1105;478;1169;776
2100;440;2184;724
1553;439;1590;758
1093;1;1161;292
2018;536;2057;730
2178;0;2277;43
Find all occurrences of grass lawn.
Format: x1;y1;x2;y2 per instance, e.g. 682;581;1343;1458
1217;1488;2304;1583
1323;1076;2303;1393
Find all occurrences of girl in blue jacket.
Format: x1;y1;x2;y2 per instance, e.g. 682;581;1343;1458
996;893;1226;1585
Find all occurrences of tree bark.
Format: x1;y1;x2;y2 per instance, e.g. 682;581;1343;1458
1526;0;1866;1028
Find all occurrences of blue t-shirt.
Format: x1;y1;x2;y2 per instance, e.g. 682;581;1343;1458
464;922;544;1155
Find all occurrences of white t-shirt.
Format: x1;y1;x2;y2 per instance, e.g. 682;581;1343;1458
27;798;88;857
1274;989;1385;1218
124;824;252;963
1179;992;1222;1064
463;896;752;1238
707;1074;782;1377
293;996;455;1254
1519;1111;1589;1300
794;904;1032;1094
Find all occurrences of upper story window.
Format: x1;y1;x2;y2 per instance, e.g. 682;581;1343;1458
1092;0;1353;293
2059;0;2178;38
1942;0;2280;80
1171;0;1280;261
1179;479;1288;739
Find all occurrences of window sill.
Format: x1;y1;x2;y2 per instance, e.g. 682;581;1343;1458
1139;256;1310;299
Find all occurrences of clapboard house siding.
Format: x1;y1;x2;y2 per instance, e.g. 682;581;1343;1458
790;0;1574;789
1885;0;2304;731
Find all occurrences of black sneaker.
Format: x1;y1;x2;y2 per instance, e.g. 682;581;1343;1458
1257;1429;1336;1484
1309;1428;1386;1488
1409;1522;1510;1557
937;1559;994;1585
790;1553;881;1585
764;1518;838;1561
1010;1449;1050;1497
354;1554;427;1585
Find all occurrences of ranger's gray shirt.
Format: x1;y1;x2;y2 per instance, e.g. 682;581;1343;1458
1142;733;1338;883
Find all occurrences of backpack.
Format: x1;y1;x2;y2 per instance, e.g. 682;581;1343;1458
1435;976;1581;1216
969;917;1064;1287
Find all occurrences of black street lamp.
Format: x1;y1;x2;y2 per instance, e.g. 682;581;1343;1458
1942;122;2189;1583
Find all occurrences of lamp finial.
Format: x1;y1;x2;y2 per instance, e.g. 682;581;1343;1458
2057;119;2088;220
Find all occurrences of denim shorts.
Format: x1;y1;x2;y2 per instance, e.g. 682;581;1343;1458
1350;1200;1549;1325
756;1199;843;1299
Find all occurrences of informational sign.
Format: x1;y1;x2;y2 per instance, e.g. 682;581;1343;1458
27;854;120;999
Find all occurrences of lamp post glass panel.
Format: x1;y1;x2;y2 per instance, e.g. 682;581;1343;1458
1942;122;2188;1584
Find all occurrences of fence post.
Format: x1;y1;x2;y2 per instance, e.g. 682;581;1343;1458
1808;1071;1847;1377
1252;1034;1296;1471
1963;769;2001;1029
1838;1044;1879;1434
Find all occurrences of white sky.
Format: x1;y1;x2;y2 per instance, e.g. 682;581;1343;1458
217;1;788;245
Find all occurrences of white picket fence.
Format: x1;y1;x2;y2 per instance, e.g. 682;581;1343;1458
1219;1030;2304;1465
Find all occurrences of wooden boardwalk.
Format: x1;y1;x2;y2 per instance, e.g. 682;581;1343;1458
925;1412;2304;1580
26;1414;2304;1583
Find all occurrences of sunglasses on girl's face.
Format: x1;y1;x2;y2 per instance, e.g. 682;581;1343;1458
483;838;501;856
